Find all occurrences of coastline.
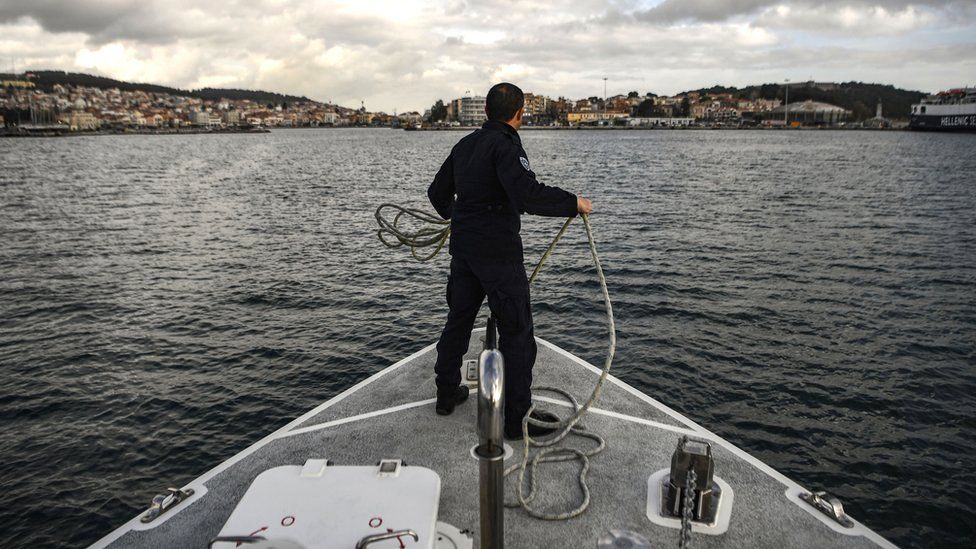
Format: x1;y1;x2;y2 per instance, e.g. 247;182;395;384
406;125;911;132
0;124;917;137
0;126;271;138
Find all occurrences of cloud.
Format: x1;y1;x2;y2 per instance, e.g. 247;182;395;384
1;0;974;111
634;0;976;24
756;4;938;35
636;0;776;23
0;0;232;44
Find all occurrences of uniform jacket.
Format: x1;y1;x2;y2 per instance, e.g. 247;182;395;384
427;120;578;262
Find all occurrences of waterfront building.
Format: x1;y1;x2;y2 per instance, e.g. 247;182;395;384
770;100;851;125
397;111;423;127
653;103;675;117
223;111;240;125
754;98;782;111
1;79;35;89
458;96;486;126
362;111;374;125
320;111;339;125
567;111;600;125
691;103;713;119
446;98;461;122
68;111;99;131
711;108;741;124
610;96;632;112
566;111;628;125
523;93;553;125
625;117;695;127
191;110;210;126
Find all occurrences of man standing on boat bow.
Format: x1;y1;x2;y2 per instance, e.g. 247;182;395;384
427;82;593;439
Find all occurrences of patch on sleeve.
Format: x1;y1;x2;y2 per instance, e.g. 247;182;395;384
519;156;530;171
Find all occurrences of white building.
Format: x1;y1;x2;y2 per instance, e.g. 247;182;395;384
191;110;210;125
625;117;695;127
459;96;486;126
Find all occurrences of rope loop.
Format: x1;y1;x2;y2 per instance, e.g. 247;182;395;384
374;203;450;262
502;214;616;520
373;207;615;521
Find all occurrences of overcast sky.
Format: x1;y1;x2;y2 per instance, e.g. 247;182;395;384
2;0;975;112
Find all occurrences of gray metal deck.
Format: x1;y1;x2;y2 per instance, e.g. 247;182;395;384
93;331;895;548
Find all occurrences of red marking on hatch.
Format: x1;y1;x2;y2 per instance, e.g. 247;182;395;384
387;528;408;548
237;526;267;547
369;517;383;528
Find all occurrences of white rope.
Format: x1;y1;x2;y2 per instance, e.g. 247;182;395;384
374;206;616;521
374;203;450;262
504;213;616;520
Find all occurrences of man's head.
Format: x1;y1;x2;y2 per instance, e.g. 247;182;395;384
486;82;525;129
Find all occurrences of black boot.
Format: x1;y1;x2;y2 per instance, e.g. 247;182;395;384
435;385;469;416
505;410;561;440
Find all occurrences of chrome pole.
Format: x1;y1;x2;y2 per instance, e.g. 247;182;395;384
475;338;504;549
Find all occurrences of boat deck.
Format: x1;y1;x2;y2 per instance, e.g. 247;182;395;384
93;331;895;548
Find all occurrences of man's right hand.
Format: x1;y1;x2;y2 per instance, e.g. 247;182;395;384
577;195;593;215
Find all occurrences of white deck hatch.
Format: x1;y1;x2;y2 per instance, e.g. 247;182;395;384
213;462;441;548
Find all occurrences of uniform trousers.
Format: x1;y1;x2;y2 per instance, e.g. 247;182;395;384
433;255;537;428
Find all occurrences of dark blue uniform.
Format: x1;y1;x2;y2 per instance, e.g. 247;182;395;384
427;119;577;429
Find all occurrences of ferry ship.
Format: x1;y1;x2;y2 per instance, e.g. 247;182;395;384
910;87;976;131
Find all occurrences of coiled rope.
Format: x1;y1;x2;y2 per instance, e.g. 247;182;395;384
375;204;450;262
374;204;615;521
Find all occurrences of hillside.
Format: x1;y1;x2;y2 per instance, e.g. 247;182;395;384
682;81;927;120
2;70;317;105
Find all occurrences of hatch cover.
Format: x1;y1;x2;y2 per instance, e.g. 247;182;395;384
213;461;440;548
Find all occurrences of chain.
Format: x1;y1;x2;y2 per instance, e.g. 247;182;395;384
679;468;697;549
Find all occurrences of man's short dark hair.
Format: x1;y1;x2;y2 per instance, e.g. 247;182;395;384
486;83;524;122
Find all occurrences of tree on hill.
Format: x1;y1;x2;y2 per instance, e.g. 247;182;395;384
428;99;447;122
22;70;315;106
636;99;657;117
680;81;925;120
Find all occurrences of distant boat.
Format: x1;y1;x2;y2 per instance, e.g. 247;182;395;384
910;88;976;131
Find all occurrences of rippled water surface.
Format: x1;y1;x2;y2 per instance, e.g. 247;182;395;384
1;129;974;548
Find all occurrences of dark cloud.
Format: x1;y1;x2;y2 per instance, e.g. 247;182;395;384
636;0;775;23
0;0;232;44
1;0;974;110
634;0;976;24
0;1;143;35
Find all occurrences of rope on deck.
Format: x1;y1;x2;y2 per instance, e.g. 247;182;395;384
504;213;616;520
374;204;616;521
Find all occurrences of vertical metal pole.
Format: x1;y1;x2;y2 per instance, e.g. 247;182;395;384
784;78;790;126
476;319;504;549
603;77;608;122
485;315;496;350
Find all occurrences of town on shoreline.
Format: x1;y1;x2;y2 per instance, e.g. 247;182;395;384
3;71;916;137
